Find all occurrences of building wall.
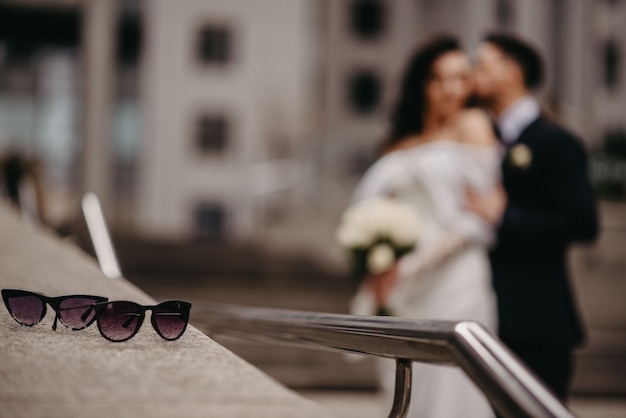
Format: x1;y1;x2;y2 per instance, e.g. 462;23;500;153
135;0;626;241
593;0;626;139
137;0;319;240
320;0;501;135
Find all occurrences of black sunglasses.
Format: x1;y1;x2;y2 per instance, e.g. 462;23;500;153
1;289;108;331
72;300;192;342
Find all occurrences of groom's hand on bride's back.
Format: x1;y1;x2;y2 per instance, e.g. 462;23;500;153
465;184;507;226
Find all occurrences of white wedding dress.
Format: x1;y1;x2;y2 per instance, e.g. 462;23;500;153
350;140;499;418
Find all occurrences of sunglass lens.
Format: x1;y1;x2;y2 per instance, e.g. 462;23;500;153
153;301;189;340
7;294;44;326
58;297;101;330
97;302;142;342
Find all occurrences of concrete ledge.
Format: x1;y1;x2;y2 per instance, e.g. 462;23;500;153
0;205;328;418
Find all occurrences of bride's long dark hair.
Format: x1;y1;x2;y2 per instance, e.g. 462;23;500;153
383;35;462;153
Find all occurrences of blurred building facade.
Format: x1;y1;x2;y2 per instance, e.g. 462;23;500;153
0;0;625;244
1;0;625;396
135;0;626;245
138;0;320;241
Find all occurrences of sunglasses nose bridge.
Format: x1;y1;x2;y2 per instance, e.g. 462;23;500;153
48;298;62;331
149;309;160;329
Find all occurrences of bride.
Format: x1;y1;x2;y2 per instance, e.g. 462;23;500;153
349;36;502;418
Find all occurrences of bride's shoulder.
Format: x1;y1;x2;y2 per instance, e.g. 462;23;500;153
452;108;497;147
364;148;407;176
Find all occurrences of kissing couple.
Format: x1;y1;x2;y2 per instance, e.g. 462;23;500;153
349;32;598;418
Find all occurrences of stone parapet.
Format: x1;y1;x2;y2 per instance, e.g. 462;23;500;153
0;204;328;418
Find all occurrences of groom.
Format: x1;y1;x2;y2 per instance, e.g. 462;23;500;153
469;33;599;400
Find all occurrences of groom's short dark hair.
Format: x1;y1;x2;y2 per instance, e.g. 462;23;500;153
484;33;544;89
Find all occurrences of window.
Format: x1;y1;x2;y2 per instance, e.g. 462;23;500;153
603;39;620;90
116;13;142;67
196;114;228;153
349;0;386;40
348;69;382;114
197;25;231;65
193;203;225;240
496;0;514;27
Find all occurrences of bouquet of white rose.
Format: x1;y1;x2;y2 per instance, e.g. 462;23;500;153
336;197;420;315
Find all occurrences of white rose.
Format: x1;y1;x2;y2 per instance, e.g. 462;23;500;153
367;243;395;274
336;223;373;248
386;205;420;247
337;206;377;247
335;196;420;250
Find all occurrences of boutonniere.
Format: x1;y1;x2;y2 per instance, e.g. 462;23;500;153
507;143;533;170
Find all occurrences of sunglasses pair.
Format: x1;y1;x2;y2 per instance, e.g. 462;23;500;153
2;289;106;331
2;289;192;343
75;300;192;342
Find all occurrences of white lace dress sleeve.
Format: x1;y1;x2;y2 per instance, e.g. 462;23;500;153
395;143;500;282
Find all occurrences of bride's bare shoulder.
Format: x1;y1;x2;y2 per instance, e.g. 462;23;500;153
453;109;497;147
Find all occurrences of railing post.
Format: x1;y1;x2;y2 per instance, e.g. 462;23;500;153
388;358;412;418
81;192;122;279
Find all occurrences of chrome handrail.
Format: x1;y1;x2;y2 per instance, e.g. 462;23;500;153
194;302;575;418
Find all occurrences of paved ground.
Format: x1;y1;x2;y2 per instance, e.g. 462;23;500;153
298;390;626;418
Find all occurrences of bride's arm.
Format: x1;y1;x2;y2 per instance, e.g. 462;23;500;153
362;230;470;306
400;174;502;279
397;110;501;280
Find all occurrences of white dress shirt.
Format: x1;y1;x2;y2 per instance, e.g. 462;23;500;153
497;95;541;145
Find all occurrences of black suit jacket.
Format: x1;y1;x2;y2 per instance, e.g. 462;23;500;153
490;115;599;347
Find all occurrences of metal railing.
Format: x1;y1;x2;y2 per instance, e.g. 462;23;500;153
81;192;122;279
194;303;574;418
81;194;575;418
